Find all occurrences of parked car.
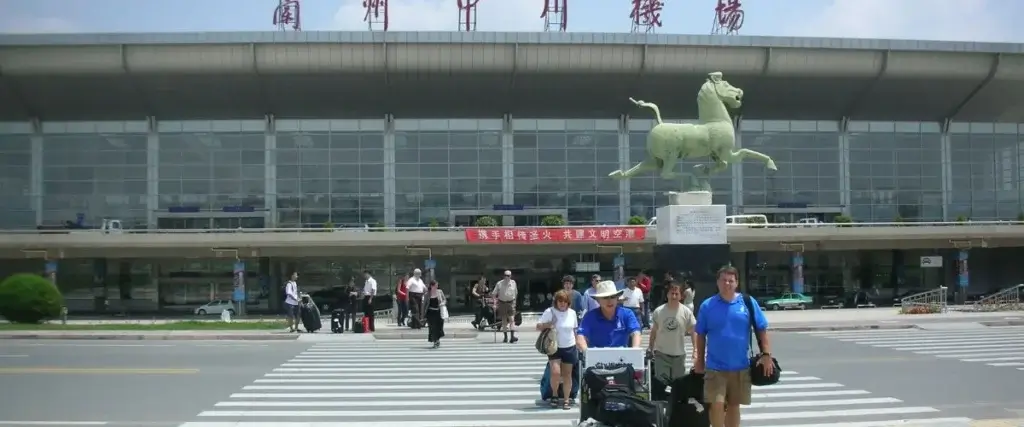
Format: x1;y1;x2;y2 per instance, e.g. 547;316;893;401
764;293;814;310
194;300;236;315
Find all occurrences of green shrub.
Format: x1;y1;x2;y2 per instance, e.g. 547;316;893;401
540;215;566;226
627;216;647;225
0;273;64;324
474;216;498;227
833;215;853;227
427;218;441;229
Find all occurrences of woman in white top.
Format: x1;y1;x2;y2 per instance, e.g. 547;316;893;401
682;280;696;313
536;289;579;410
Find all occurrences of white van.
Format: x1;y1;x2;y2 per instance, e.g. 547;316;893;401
647;214;769;227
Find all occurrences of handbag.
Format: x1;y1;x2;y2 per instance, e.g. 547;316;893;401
742;294;781;386
440;305;449;320
535;328;558;355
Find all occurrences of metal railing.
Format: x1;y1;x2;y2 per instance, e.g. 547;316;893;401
2;221;1021;235
972;284;1024;312
900;287;948;314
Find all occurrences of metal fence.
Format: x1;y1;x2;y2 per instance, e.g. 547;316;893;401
972;284;1024;312
900;287;948;314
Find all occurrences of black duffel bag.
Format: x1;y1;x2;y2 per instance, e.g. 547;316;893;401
742;295;781;386
595;385;663;427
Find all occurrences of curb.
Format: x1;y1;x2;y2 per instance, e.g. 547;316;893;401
773;324;919;332
980;320;1024;327
0;334;299;341
373;332;480;340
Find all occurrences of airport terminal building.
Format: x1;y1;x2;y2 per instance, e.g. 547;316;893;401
1;31;1023;313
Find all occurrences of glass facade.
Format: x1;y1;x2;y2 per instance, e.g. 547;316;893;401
948;123;1024;220
628;118;732;218
275;119;385;227
4;117;1024;229
157;120;266;212
740;120;841;208
513;119;621;224
395;119;502;226
849;121;944;222
41;122;149;227
0;126;32;229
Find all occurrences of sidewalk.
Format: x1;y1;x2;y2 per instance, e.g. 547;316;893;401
1;307;1020;340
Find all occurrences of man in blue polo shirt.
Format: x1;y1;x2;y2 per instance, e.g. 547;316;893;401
576;281;642;349
694;266;773;427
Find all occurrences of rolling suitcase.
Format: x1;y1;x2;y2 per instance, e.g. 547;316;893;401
353;317;365;334
361;316;371;332
330;309;344;333
300;303;322;332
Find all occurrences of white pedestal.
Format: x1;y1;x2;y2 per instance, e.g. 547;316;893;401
655;201;727;245
667;191;712;206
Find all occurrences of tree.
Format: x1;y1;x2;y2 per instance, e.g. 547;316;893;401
0;273;64;324
627;216;647;225
474;216;498;227
540;215;566;226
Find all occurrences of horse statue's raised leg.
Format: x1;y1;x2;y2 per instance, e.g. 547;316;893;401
609;158;659;180
728;148;778;171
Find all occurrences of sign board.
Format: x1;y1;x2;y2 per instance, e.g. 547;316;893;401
655;204;727;245
464;227;646;244
574;262;600;273
920;256;943;268
583;348;646;370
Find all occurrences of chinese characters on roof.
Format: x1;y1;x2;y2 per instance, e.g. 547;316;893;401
272;0;301;31
363;0;389;31
464;227;648;244
711;0;744;35
457;0;481;31
541;0;568;32
630;0;664;33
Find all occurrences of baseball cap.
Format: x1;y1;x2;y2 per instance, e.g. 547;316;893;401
504;270;512;276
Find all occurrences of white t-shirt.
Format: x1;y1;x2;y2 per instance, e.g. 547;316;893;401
363;277;377;297
539;307;578;348
405;276;426;293
621;287;645;308
284;280;299;305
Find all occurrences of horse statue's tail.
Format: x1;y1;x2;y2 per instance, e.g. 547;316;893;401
628;98;664;125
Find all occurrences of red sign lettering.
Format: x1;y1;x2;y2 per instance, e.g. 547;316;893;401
715;0;745;33
630;0;664;28
273;0;301;31
464;226;647;244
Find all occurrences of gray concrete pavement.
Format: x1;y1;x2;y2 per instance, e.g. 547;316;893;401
775;327;1024;423
0;340;305;426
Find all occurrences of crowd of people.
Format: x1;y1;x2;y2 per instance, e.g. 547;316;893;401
534;266;773;427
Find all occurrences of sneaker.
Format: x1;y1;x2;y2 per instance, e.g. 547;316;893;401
509;337;519;344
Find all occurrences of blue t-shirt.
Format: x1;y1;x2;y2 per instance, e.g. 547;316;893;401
695;293;768;372
578;306;642;348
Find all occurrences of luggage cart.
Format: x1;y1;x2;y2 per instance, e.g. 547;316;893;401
574;348;655;424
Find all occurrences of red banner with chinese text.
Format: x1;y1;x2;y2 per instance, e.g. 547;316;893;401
464;227;648;244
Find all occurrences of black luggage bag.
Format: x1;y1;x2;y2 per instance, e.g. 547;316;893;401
667;372;709;427
330;309;345;333
353;318;365;333
300;301;322;333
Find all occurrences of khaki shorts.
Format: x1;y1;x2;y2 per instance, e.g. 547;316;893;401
496;301;516;323
704;369;752;405
652;351;688;385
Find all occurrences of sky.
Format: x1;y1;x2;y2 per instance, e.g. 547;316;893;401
1;0;1022;43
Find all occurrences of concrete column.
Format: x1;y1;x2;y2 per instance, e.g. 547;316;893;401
93;258;108;313
956;249;969;303
383;114;395;227
838;118;851;213
940;121;952;221
265;115;278;228
146;117;159;229
30;118;42;226
501;114;514;225
261;257;278;311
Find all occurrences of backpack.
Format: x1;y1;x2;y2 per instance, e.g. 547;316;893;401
535;328;558;356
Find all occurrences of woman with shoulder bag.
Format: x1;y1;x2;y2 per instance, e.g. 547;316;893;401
536;289;579;410
426;280;448;348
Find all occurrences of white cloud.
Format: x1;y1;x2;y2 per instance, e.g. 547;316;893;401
334;0;542;32
0;16;78;34
786;0;1014;42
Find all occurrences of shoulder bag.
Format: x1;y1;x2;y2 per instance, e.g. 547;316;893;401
742;294;781;386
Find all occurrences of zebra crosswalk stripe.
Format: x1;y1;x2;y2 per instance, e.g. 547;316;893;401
178;338;969;427
797;325;1024;370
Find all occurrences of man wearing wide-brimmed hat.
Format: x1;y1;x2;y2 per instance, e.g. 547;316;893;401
576;280;642;350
